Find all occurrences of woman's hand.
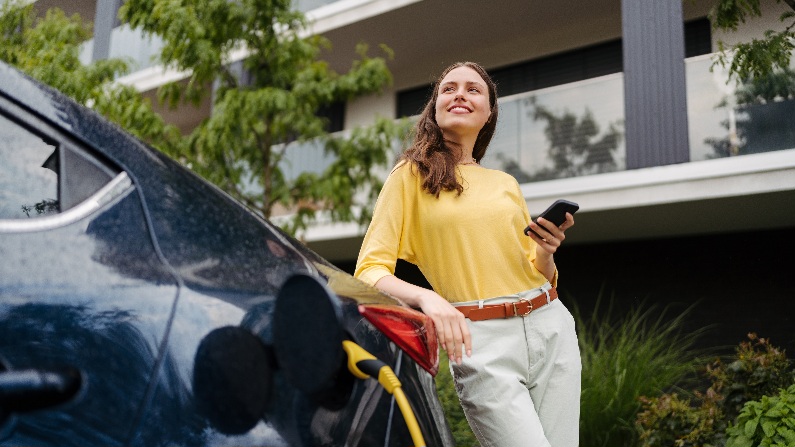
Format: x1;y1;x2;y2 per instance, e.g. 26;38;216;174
374;275;472;365
526;212;575;255
526;212;575;281
416;290;472;365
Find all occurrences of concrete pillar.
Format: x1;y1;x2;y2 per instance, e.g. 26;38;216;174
622;0;691;168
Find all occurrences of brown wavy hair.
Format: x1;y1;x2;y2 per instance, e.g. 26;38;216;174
401;61;499;197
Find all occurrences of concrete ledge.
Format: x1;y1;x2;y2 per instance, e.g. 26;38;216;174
305;149;795;258
520;149;795;214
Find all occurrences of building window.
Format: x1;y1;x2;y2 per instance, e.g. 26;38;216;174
317;101;345;133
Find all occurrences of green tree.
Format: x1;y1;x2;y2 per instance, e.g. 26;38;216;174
1;0;407;234
0;1;182;152
711;0;795;81
119;0;408;234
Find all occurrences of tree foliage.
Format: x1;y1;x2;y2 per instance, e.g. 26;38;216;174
0;1;182;152
1;0;407;235
712;0;795;81
119;0;408;234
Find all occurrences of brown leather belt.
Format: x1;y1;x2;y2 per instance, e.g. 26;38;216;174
455;288;558;321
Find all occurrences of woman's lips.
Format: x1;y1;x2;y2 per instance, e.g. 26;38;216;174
447;105;472;113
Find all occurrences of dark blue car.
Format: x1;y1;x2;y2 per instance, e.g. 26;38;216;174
0;61;453;447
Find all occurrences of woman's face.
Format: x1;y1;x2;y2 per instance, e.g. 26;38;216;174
434;66;492;141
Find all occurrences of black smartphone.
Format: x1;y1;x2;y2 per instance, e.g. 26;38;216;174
523;199;579;238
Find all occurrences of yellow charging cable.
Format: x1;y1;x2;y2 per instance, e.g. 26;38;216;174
342;340;426;447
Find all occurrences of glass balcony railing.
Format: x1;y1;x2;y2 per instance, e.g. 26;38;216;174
80;0;329;70
280;138;336;182
481;51;795;181
108;25;165;72
687;53;795;161
292;0;342;12
482;73;626;181
80;24;165;72
275;51;795;187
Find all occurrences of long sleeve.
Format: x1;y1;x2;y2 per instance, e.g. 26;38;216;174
356;162;554;302
355;163;413;287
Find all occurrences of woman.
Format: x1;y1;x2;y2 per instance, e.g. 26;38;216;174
355;62;580;447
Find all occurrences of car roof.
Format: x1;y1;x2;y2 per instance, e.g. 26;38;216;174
0;61;179;176
0;62;71;128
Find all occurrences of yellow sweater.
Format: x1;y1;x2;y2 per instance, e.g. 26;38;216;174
355;161;556;303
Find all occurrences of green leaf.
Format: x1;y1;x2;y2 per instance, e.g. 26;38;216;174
762;420;777;437
746;418;760;437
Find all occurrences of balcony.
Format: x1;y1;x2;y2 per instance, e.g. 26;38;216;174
293;0;342;11
79;0;344;71
301;52;795;257
80;24;164;72
481;52;795;181
284;52;795;208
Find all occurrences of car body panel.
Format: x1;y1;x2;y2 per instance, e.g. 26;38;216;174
0;190;178;445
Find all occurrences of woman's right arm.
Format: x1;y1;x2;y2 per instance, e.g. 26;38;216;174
356;163;471;363
375;274;472;364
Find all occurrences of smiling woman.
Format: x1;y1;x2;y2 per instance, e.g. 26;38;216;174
397;62;500;197
354;61;581;447
435;69;493;145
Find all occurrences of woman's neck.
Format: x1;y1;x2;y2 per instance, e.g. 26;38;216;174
444;132;477;162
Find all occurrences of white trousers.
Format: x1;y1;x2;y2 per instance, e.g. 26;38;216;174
450;284;581;447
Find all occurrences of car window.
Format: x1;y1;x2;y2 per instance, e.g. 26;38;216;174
59;137;118;210
0;111;118;220
0;113;58;219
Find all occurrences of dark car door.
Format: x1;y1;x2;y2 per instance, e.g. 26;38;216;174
0;99;179;446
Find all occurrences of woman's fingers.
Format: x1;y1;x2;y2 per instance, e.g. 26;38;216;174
446;321;459;360
535;213;576;250
446;314;470;364
461;321;472;358
561;212;575;231
420;293;472;364
431;310;471;364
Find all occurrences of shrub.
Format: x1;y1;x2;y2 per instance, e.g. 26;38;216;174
637;333;795;447
636;390;724;447
575;295;708;447
726;384;795;447
711;334;794;423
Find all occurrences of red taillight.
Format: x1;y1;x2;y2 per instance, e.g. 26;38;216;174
358;304;439;376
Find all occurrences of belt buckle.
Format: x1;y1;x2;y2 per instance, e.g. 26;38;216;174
512;298;533;317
